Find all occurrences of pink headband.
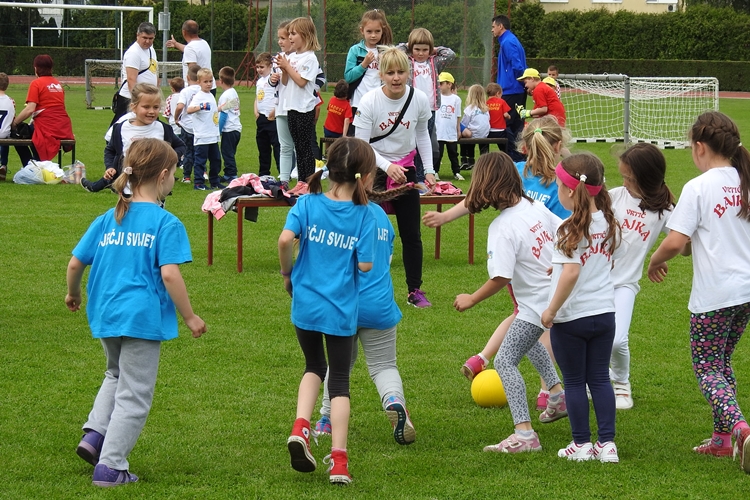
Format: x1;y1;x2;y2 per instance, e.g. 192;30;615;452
555;163;602;196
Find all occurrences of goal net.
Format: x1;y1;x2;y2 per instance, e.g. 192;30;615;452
556;74;719;148
84;59;184;109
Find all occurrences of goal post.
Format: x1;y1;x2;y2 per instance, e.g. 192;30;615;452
84;59;184;109
555;74;719;148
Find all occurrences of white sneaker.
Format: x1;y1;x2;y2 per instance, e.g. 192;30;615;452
593;441;619;463
291;167;298;180
454;173;465;181
558;441;595;461
613;381;633;410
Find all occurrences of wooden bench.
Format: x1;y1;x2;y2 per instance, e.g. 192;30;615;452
319;136;508;159
207;194;475;273
0;138;76;166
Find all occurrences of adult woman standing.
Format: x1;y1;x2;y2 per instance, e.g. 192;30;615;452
12;55;74;166
354;47;436;307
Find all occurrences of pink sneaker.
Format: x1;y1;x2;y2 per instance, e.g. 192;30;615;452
734;427;750;473
539;392;568;423
407;289;432;308
536;391;550;411
483;432;542;453
693;437;732;457
288;181;308;196
460;355;486;381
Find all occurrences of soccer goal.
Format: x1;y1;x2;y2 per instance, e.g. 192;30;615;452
84;59;184;109
556;74;719;148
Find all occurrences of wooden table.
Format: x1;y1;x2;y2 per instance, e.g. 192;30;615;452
207;194;474;272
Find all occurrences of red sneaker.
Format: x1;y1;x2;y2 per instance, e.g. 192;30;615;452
734;427;750;473
693;437;732;457
287;418;316;472
325;450;352;485
536;391;550;411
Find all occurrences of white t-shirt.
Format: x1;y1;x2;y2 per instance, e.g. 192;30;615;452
352;47;380;108
411;60;436;110
549;211;622;323
667;166;750;313
353;86;434;174
488;199;561;328
183;38;215;89
177;84;201;134
461;105;490;139
256;74;275;117
189;91;219;145
120;120;166;156
609;186;671;293
0;94;16;139
282;51;319;113
119;43;157;99
164;93;181;135
104;112;134;142
218;87;242;133
435;93;461;142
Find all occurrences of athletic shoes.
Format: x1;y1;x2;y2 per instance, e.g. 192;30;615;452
734;427;750;473
193;184;208;191
539;393;568;423
181;176;191;183
288;181;309;196
287;418;317;473
693;437;733;457
92;463;138;487
324;450;351;485
407;289;432;308
558;441;595;461
315;415;332;436
81;178;95;192
613;381;634;410
460;355;486;381
593;441;619;463
385;397;416;445
454;173;465;181
536;391;550;411
0;165;7;181
221;175;238;183
483;432;542;453
76;429;104;466
210;182;227;190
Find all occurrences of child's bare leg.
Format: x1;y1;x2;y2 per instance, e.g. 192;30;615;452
330;396;350;450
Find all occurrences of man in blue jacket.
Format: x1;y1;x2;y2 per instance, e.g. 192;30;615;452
492;15;527;160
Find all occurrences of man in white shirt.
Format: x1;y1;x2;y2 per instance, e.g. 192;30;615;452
112;22;157;125
167;19;216;95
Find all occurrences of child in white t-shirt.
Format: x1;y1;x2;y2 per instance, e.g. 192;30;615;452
217;66;242;182
542;153;622;463
0;72;15;180
434;72;462;181
254;52;280;177
175;66;201;183
163;77;184;138
648;111;750;469
460;84;490;170
453;152;564;455
187;68;222;191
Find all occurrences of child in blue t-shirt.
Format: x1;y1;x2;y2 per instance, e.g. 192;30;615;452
315;186;418;446
66;138;206;488
279;137;377;485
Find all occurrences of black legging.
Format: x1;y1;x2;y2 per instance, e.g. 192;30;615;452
391;167;423;292
295;326;354;400
287;109;317;183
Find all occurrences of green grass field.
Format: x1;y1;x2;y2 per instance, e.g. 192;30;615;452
1;83;749;498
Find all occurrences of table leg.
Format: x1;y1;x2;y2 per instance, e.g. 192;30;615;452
237;205;244;273
208;213;214;266
468;213;474;265
435;204;442;260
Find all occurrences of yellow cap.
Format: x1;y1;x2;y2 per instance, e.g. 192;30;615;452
438;72;455;84
543;77;557;86
517;68;540;81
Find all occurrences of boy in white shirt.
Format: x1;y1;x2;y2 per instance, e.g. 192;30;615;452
0;72;15;180
187;68;222;190
254;52;280;177
434;72;463;181
217;66;242;182
175;66;201;183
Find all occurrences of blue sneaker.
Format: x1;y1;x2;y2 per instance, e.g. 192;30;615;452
76;430;104;466
210;182;227;190
193;184;208;191
315;415;332;436
385;397;415;445
92;463;138;487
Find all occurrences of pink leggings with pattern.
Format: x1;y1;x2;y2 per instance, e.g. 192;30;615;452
690;302;750;433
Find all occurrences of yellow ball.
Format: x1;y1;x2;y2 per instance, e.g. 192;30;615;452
471;369;507;408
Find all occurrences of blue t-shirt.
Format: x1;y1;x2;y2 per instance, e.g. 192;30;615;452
358;204;402;330
72;202;192;341
516;161;571;219
284;194;376;336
